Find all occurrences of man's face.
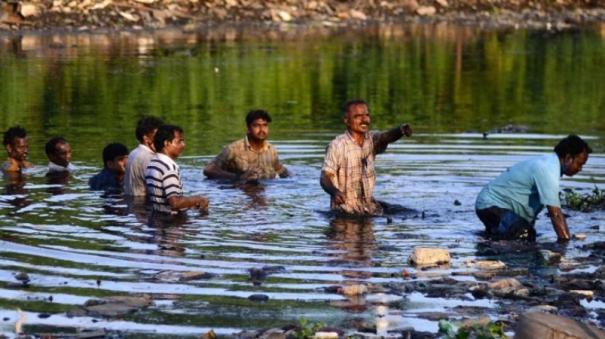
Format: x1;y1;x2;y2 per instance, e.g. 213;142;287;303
247;118;269;142
6;137;29;162
563;151;588;176
344;104;371;135
164;131;185;159
107;155;128;174
50;142;72;167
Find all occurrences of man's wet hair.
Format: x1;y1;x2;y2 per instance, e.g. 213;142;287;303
3;126;27;146
554;135;592;158
102;143;129;168
246;110;272;127
135;116;164;143
45;137;68;157
154;125;183;153
342;99;368;116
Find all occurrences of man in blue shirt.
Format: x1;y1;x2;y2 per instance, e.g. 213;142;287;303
475;135;591;242
89;143;129;192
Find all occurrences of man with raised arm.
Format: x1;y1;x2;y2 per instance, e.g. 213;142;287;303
320;100;413;216
203;109;288;182
146;125;208;215
475;135;591;242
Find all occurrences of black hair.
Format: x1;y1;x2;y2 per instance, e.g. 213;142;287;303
342;99;368;116
245;110;272;127
554;135;592;158
3;126;27;146
45;136;68;156
153;125;183;153
102;143;129;167
135;116;164;143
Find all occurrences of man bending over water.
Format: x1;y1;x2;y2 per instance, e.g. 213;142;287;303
475;135;591;242
204;109;289;182
320;100;413;216
2;126;32;173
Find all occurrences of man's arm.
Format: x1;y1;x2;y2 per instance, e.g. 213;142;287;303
547;205;570;241
374;124;413;153
168;195;209;212
203;162;238;180
320;170;345;205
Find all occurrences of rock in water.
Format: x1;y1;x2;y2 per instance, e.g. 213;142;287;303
408;247;450;267
514;312;605;338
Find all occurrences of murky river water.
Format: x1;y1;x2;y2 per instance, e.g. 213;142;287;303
0;24;604;337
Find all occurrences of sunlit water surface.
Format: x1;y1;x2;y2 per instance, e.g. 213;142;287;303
0;25;604;337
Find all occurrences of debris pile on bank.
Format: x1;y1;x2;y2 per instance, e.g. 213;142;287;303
1;0;604;31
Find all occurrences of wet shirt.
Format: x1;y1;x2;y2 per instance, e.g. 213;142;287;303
48;161;74;173
124;144;155;196
145;153;183;214
475;153;561;223
322;131;388;215
89;168;121;192
210;137;285;179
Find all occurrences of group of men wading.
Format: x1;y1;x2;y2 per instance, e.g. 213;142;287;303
2;99;592;242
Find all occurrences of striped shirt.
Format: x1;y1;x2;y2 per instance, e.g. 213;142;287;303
322;131;387;215
145;153;183;214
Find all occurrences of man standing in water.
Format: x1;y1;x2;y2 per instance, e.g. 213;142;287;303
146;125;208;214
475;135;591;242
203;109;289;182
2;126;32;173
124;116;164;197
320;100;413;216
45;137;74;173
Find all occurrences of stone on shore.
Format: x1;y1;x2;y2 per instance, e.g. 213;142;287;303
75;295;153;317
514;312;605;339
416;6;437;16
408;247;450;267
19;3;40;18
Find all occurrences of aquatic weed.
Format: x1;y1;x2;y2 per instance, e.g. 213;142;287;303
293;318;326;339
438;319;507;339
561;186;605;212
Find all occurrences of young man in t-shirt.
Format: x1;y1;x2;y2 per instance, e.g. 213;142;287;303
145;125;208;214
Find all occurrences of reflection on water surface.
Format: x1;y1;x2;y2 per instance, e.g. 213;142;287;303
0;24;604;336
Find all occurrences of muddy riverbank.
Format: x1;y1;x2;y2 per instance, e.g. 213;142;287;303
1;0;605;33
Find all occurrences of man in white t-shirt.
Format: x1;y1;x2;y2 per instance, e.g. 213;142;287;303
124;116;164;196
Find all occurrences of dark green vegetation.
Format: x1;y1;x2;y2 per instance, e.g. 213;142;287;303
561;187;605;211
1;25;604;162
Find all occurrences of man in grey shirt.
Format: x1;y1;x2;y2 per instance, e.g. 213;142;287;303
123;116;164;196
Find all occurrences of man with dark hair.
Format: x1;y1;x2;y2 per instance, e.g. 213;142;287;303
124;116;164;196
476;134;592;242
89;143;129;191
146;125;208;214
203;109;288;181
3;126;32;173
45;137;73;173
320;100;413;216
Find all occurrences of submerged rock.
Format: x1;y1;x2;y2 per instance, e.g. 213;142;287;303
74;294;153;317
465;259;507;270
248;294;269;302
408;247;451;267
514;312;605;339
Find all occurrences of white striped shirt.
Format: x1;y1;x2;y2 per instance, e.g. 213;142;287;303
145;153;183;213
